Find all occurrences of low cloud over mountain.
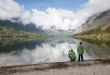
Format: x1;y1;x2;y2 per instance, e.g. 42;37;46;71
0;0;110;31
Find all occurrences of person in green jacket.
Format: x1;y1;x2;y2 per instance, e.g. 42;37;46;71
77;42;84;62
68;49;76;61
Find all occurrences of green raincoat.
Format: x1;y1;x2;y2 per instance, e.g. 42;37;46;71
68;51;76;61
77;45;84;54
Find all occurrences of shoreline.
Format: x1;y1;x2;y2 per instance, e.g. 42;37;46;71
0;59;110;75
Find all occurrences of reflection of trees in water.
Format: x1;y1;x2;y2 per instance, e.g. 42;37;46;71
0;37;76;54
84;41;110;58
80;38;110;48
0;39;45;53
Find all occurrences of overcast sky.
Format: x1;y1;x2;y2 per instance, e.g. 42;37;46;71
0;0;110;30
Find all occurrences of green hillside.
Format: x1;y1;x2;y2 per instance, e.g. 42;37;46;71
73;9;110;42
0;26;45;40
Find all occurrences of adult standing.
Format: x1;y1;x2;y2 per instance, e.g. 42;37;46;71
77;42;84;62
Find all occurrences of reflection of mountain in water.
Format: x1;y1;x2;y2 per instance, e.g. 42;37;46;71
0;40;45;53
0;37;76;53
0;37;110;66
80;38;110;48
84;41;110;59
0;37;82;66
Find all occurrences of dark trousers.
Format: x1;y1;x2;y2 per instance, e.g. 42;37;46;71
78;54;84;62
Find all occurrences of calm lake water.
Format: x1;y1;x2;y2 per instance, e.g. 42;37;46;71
0;37;110;66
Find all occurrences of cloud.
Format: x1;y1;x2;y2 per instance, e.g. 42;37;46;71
30;8;75;30
0;41;93;66
21;0;110;30
0;0;110;30
85;0;110;13
75;0;110;23
0;0;24;20
19;10;32;24
0;43;71;66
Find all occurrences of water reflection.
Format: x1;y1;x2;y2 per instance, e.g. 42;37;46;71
80;38;110;48
83;40;110;59
0;40;46;54
0;37;92;66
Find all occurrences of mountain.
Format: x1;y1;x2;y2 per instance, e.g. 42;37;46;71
77;9;110;34
0;20;43;33
73;9;110;41
0;19;48;40
0;20;71;35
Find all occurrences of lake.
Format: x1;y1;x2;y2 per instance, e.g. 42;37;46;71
0;37;110;66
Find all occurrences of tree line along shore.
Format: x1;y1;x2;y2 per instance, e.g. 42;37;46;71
73;24;110;42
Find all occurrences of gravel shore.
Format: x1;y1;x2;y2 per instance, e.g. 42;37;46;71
0;59;110;75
